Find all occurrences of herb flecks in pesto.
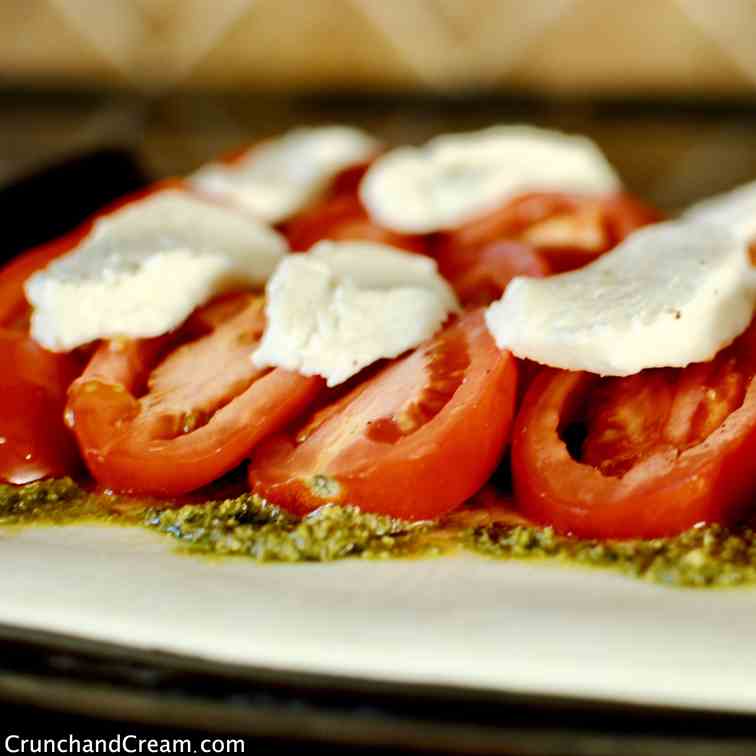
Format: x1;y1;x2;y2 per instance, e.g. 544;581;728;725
465;522;756;588
3;479;756;588
0;478;114;525
146;497;436;561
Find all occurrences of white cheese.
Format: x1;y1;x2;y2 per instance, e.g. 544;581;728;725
252;241;459;386
485;220;756;376
359;125;621;234
25;190;287;352
190;126;379;224
684;179;756;242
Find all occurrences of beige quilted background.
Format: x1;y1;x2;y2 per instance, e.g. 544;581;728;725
3;0;756;94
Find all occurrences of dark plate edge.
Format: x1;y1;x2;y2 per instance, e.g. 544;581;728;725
1;621;756;750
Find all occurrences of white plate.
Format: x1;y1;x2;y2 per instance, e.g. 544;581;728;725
1;522;755;714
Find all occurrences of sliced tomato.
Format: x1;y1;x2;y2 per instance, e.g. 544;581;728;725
249;310;517;521
0;330;83;483
328;160;373;197
436;240;551;307
601;192;666;247
66;295;322;496
512;320;756;538
282;193;426;254
0;227;90;329
0;182;188;478
435;191;662;276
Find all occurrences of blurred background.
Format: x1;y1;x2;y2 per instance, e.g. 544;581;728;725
3;0;756;215
5;0;756;95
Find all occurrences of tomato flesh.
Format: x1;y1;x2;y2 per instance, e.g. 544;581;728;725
0;181;193;484
249;310;518;520
0;227;90;329
435;191;662;276
0;330;82;483
283;193;426;254
67;296;322;496
437;240;551;307
512;320;756;538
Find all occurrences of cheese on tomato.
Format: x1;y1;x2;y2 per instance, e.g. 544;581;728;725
359;125;621;234
486;221;756;376
253;241;459;386
25;190;287;352
684;180;756;242
190;126;379;224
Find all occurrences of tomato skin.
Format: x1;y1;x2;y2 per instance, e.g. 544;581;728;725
280;152;427;253
438;193;580;252
437;240;551;307
0;331;82;483
249;310;518;521
327;160;373;197
0;179;189;485
512;322;756;538
0;227;90;329
601;192;665;247
282;193;426;254
435;191;662;277
67;298;322;496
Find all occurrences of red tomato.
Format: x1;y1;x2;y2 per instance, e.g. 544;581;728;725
0;179;175;479
512;320;756;538
282;194;426;254
0;227;90;329
327;160;373;197
0;330;82;483
435;192;662;276
249;310;518;521
436;240;551;307
66;296;322;496
601;192;666;247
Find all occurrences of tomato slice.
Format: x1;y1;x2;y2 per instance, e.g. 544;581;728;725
282;193;426;254
249;310;517;521
435;191;662;276
512;320;756;538
0;227;90;329
0;179;174;478
0;330;83;483
67;296;322;496
436;240;551;307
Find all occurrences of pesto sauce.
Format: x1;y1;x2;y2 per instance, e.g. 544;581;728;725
3;478;756;588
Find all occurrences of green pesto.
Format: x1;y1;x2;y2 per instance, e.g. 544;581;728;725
0;478;128;525
144;497;440;561
3;478;756;588
464;522;756;588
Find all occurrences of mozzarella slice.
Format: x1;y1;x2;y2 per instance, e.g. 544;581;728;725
190;126;379;224
486;220;756;376
684;179;756;242
25;190;287;352
359;125;621;234
253;241;459;386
